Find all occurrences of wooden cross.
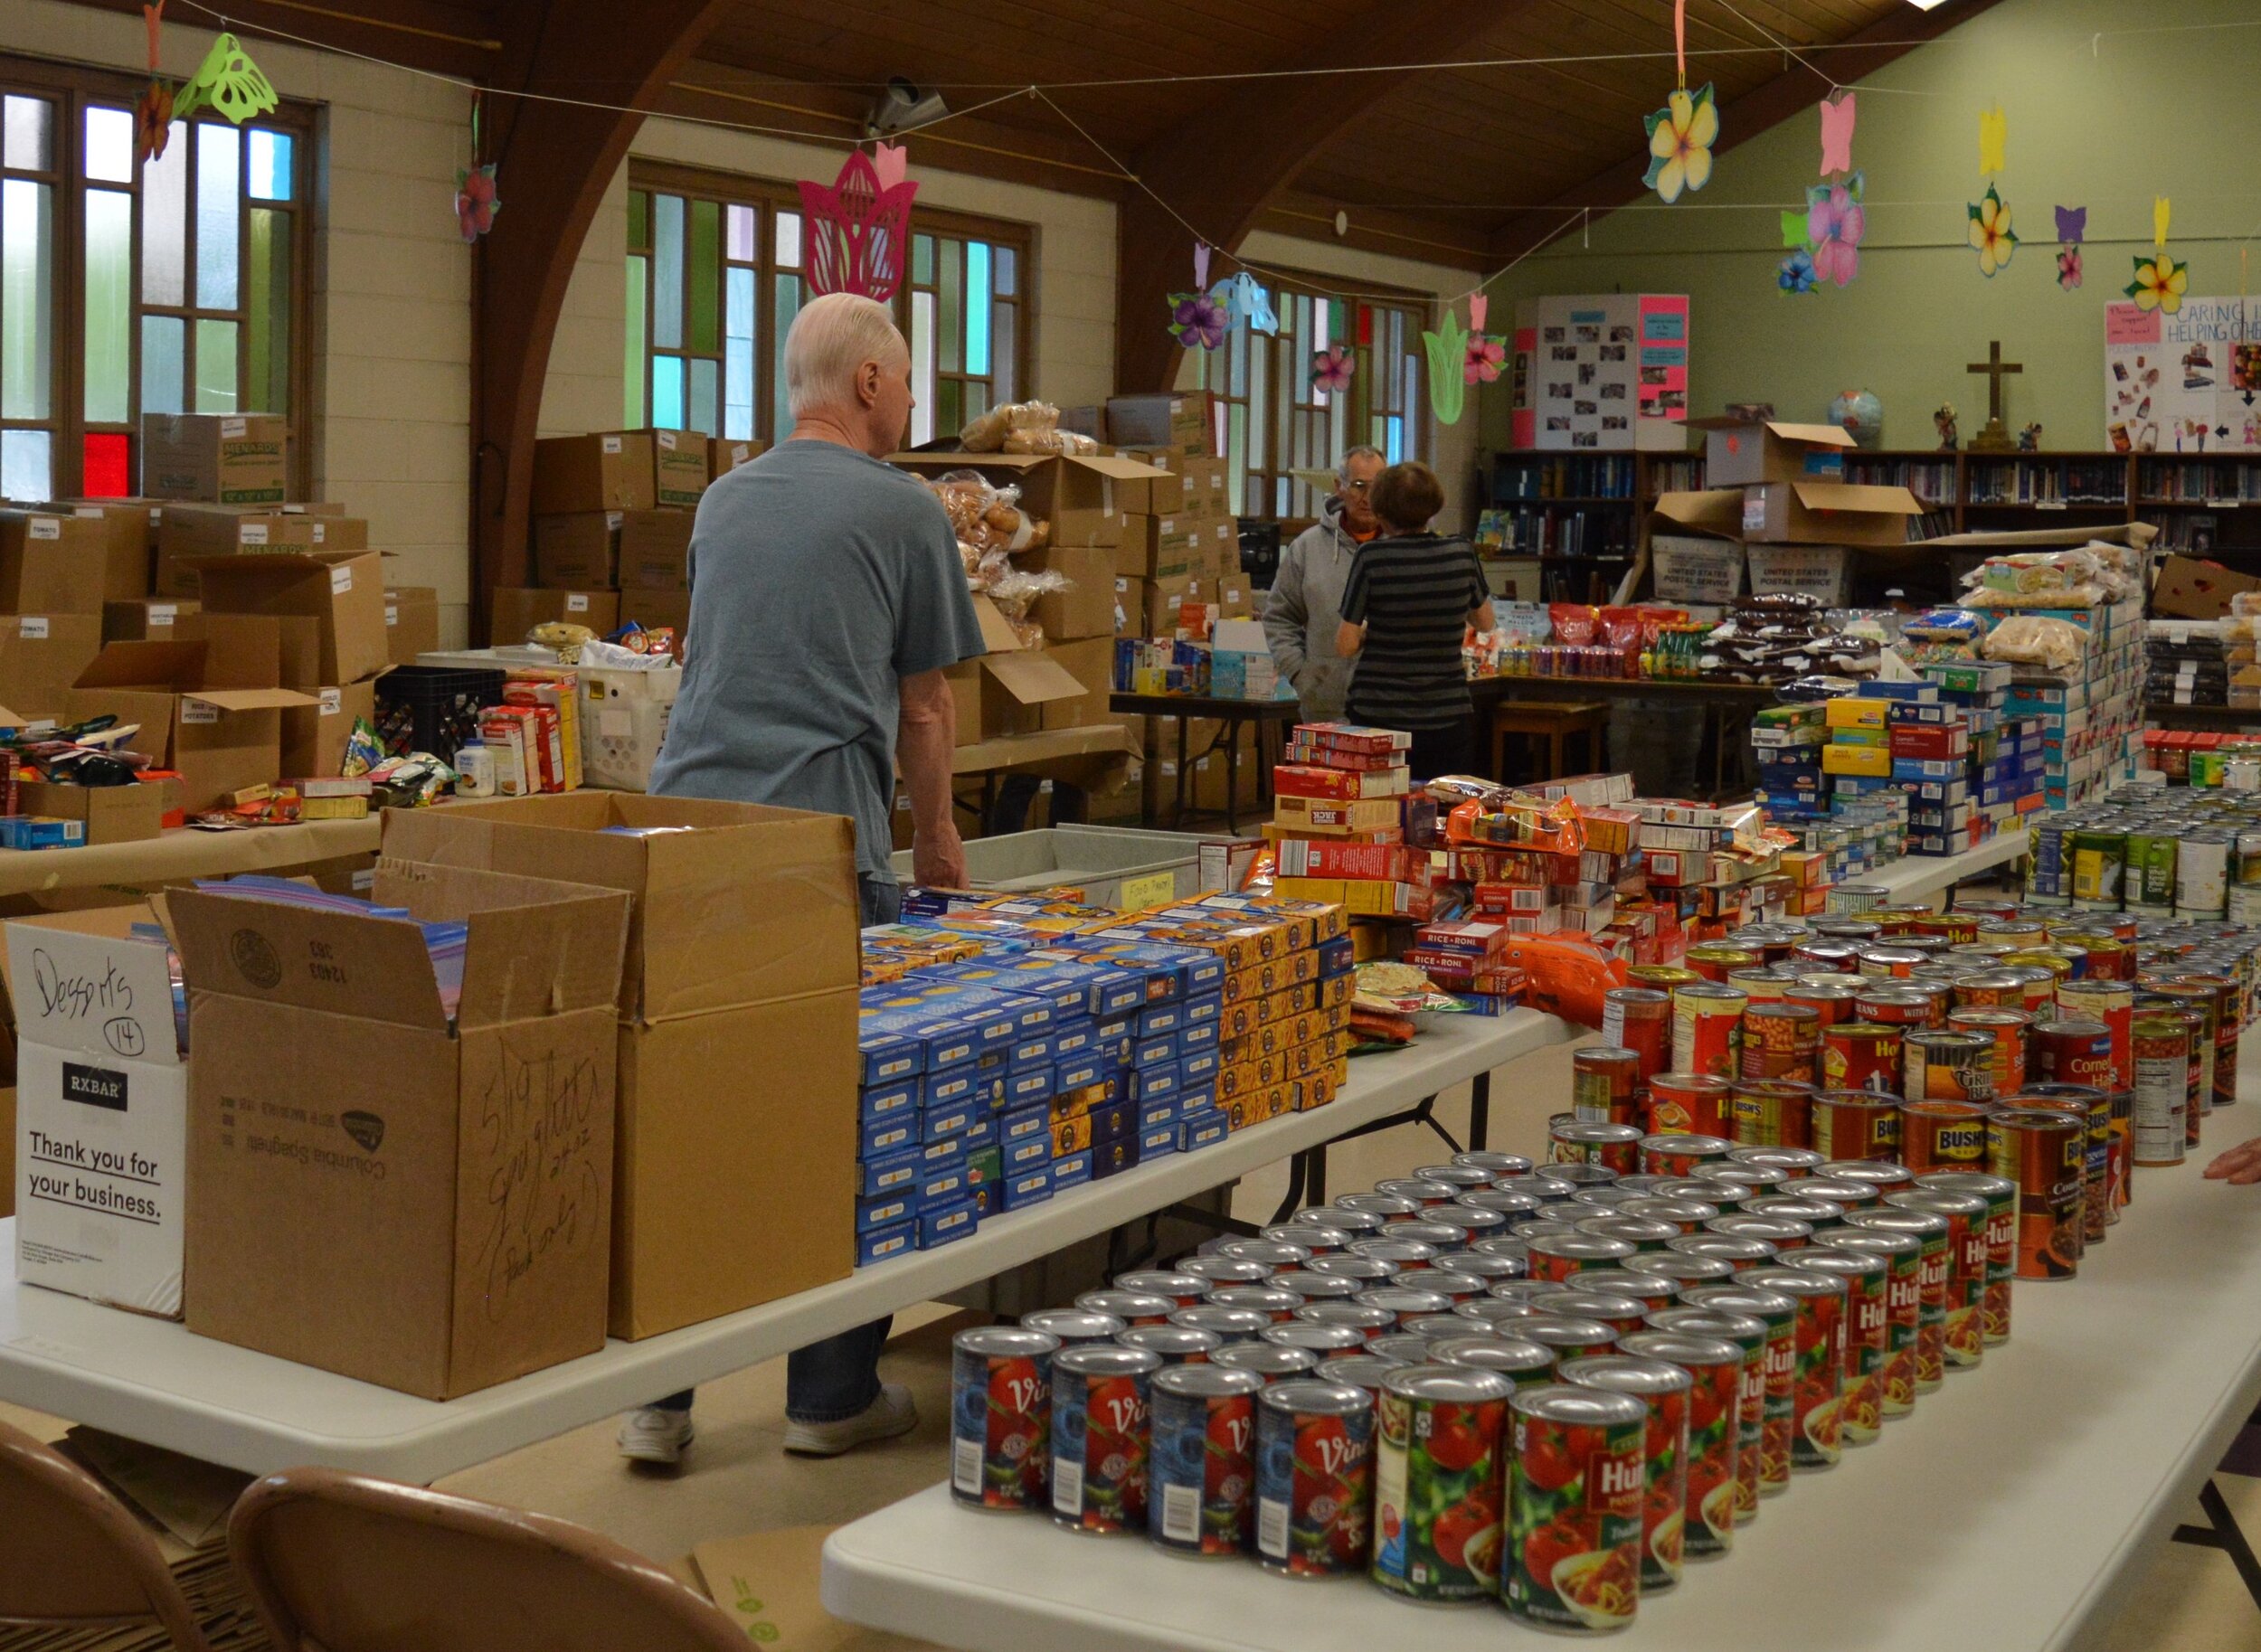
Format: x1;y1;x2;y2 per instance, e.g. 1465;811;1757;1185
1967;340;2023;425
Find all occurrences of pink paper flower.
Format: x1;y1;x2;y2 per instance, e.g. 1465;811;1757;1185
1311;344;1356;392
2058;245;2083;290
1463;335;1506;385
1805;177;1864;288
455;164;498;242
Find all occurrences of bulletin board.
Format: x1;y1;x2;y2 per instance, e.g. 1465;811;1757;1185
2102;297;2261;453
1510;294;1689;451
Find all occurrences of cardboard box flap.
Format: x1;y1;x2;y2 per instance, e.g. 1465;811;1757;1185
182;686;318;713
374;860;629;1028
1651;490;1744;535
1692;418;1856;448
74;640;208;692
3;905;184;1065
1066;454;1172;483
971;595;1022;655
1785;482;1924;515
167;888;449;1031
985;649;1086;706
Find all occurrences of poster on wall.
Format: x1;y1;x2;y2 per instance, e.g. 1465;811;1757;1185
2102;297;2261;453
1511;295;1690;450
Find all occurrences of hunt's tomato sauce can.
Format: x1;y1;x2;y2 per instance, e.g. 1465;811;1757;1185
1812;1090;1902;1161
1615;1331;1745;1561
1918;1168;2019;1341
1647;1071;1731;1137
1884;1188;1988;1370
1681;1284;1798;1499
1671;983;1747;1080
1559;1355;1693;1592
1372;1364;1514;1602
1050;1345;1163;1535
1639;1132;1734;1177
1147;1363;1264;1557
1842;1207;1950;1392
1503;1384;1647;1631
1781;1248;1887;1447
1899;1100;1992;1175
1821;1023;1904;1095
1741;1267;1847;1470
951;1326;1060;1511
1826;1229;1923;1418
1643;1307;1769;1527
1253;1378;1375;1578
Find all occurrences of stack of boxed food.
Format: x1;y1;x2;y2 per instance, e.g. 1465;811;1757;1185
1910;659;2045;854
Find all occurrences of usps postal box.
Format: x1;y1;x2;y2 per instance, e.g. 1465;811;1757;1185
7;907;188;1317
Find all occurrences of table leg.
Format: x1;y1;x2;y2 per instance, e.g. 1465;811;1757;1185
1266;1152;1309;1226
1173;715;1190;828
2173;1479;2261;1609
1305;1143;1327;1204
1470;1070;1491;1151
1224;718;1242;835
1139;714;1160;828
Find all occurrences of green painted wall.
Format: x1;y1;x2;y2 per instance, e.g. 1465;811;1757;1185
1478;0;2261;455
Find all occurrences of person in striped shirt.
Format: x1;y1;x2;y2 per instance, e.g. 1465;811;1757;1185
1332;461;1494;781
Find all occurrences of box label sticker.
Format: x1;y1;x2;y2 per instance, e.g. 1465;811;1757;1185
566;593;589;612
222;418;247;438
384;605;398;626
319;688;342;715
311;523;327;543
179;700;221;724
27;516;59;540
657;430;678;450
605;512;623;529
61;1061;128;1112
240;523;269;546
601;434;623;454
18;617;46;639
149;604;176;624
73;506;100;518
329;564;353;594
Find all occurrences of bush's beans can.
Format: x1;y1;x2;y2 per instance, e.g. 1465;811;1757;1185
1904;1030;1996;1102
1823;1229;1922;1417
1501;1384;1646;1631
1370;1364;1514;1602
1644;1307;1768;1526
1527;1233;1640;1284
2015;1082;2113;1242
1948;1006;2032;1095
1739;1002;1821;1083
1639;1131;1735;1177
2171;973;2242;1113
1729;1080;1818;1149
2056;978;2134;1090
1600;989;1673;1086
1168;1305;1272;1345
1559;1355;1695;1592
1076;1290;1178;1328
1952;970;2028;1009
1647;1071;1732;1137
1051;1345;1163;1535
1883;1189;1987;1369
1672;983;1748;1079
951;1326;1061;1511
1739;1267;1847;1469
1114;1270;1209;1308
1667;1232;1778;1271
1916;1168;2018;1341
1780;1248;1887;1446
1148;1363;1263;1556
1899;1100;1992;1174
2131;1015;2191;1166
1119;1324;1225;1365
1811;1090;1902;1160
1573;1046;1645;1127
1253;1378;1375;1578
1550;1119;1643;1175
1842;1207;1950;1392
1428;1335;1558;1389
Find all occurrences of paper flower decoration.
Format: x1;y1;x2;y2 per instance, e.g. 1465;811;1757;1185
2126;253;2189;315
2057;246;2082;290
1818;92;1856;177
1422;310;1469;424
799;148;918;302
1642;83;1717;204
1968;185;2017;278
1168;290;1229;350
1805;174;1865;288
1777;250;1818;296
1311;345;1356;393
1779;210;1811;250
1213;271;1278;336
1464;334;1506;385
455;163;499;242
170;31;277;125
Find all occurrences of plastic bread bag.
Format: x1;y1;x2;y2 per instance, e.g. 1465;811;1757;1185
984;566;1068;626
1002;425;1098;456
926;467;1049;554
1982;613;2088;670
960;399;1064;453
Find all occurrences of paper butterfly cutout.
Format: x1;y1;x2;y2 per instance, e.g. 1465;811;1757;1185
1977;104;2006;175
171;31;278;126
1213;272;1278;336
1819;92;1856;176
799;149;918;302
2056;206;2086;292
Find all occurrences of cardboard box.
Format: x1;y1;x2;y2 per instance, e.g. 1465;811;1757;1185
155;505;366;599
66;641;317;810
2152;554;2261;621
957;596;1084;739
532;513;619;589
1115;573;1206;637
104;598;201;643
491;586;620;645
139;413;288;505
619;587;691;647
1693;418;1854;488
1111;454;1187;517
379;797;860;1340
191;550;387;688
890;451;1170;549
1106;392;1216;457
941;660;985;744
648;428;710;507
384;586;440;666
46;499;157;601
0;613;103;715
170;862;632;1398
1026;545;1115;639
711;437;768;478
1119;512;1201;579
1741;482;1921;547
14;779;164;844
533;431;656;514
0;510;109;613
1745;543;1851;604
281;678;381;779
6;906;189;1317
1042;637;1114;731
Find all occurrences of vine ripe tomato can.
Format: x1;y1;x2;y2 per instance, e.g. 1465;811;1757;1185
1781;1248;1887;1446
1428;1334;1559;1390
1075;1289;1178;1328
1824;1228;1923;1418
1559;1355;1694;1593
1615;1331;1746;1561
1741;1267;1848;1470
1916;1169;2018;1342
1671;983;1748;1080
1550;1119;1644;1175
1118;1324;1224;1365
1146;1362;1264;1557
1112;1270;1208;1308
1371;1364;1515;1603
1050;1344;1163;1535
1527;1232;1640;1285
1982;1107;2085;1279
951;1326;1060;1511
1841;1206;1950;1392
1884;1188;1989;1371
1503;1383;1648;1632
1640;1131;1735;1177
1811;1088;1902;1161
1680;1284;1798;1499
1644;1306;1769;1527
1645;1071;1732;1138
1253;1378;1376;1578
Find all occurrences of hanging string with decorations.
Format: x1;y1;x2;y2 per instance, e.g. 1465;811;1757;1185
1641;0;1717;206
171;24;279;124
1462;294;1505;384
2127;195;2189;315
455;90;499;242
135;3;174;162
1968;102;2015;278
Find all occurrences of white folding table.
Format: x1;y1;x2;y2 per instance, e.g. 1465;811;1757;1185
1868;830;2029;903
0;1008;1581;1482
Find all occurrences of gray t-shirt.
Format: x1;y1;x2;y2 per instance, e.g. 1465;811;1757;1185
648;440;984;881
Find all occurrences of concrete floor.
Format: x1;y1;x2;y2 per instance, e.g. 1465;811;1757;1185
6;1036;2257;1649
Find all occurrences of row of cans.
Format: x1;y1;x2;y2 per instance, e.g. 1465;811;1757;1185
2029;781;2261;920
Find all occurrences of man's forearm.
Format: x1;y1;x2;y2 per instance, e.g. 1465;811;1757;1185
900;702;958;845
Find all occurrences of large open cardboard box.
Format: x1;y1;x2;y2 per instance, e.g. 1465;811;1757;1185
889;450;1170;548
65;641;317;811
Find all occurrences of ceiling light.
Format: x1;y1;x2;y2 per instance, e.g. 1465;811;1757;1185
1905;0;1949;10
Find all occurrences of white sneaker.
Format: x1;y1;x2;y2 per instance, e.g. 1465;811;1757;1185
617;1406;695;1465
782;1382;919;1458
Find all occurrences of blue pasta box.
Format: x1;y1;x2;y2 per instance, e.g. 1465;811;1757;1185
922;1070;979;1119
858;1147;920;1198
961;1114;996;1154
999;1165;1054;1211
1178;1084;1216;1118
1004;1065;1053;1107
1055;1054;1105;1091
1004;1133;1052;1175
918;1199;979;1250
1184;989;1225;1024
1134;1034;1178;1070
1093;1099;1137;1142
918;1161;971;1208
1093;1133;1140;1179
1139;1095;1177;1132
921;1096;981;1142
998;1101;1049;1146
1134;1062;1181;1105
856;1008;925;1086
1140;1122;1178;1161
858;1221;915;1266
1137;1001;1184;1038
856;1192;915;1234
993;951;1143;1016
1009;1031;1055;1071
921;1130;968;1172
858;1076;922;1128
1178;1018;1218;1052
1052;1019;1095;1060
1178;1113;1229;1152
1053;1147;1094;1189
1178;1047;1218;1084
858;1114;918;1161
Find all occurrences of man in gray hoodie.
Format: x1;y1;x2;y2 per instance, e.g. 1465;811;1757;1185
1263;446;1384;724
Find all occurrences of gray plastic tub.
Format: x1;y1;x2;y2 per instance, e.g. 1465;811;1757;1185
888;824;1212;907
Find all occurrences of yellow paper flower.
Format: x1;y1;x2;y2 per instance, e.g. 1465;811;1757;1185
2126;253;2189;315
1643;83;1718;205
1967;185;2017;278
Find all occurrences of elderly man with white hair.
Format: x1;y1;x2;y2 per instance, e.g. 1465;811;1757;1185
618;292;984;1468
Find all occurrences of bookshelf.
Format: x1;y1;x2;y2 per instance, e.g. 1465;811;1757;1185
1480;449;1702;602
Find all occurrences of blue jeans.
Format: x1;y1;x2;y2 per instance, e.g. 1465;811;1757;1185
656;876;903;1425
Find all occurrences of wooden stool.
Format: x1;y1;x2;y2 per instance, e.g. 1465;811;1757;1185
1489;701;1609;784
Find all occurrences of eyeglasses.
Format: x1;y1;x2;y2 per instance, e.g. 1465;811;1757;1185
1341;479;1372;494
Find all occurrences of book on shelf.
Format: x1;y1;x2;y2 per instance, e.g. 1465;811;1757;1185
2136;458;2261;505
1476;504;1631;559
1843;457;1957;505
1490;453;1638;501
1964;457;2126;505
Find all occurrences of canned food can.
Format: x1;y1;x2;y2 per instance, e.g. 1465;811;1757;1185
1858;946;1926;981
1816;1160;1916;1194
1821;1022;1903;1094
1855;987;1935;1030
1376;1177;1461;1209
2145;983;2220;1126
1269;1270;1362;1304
1148;1363;1264;1556
1823;1229;1923;1417
1627;964;1702;991
1573;1046;1644;1128
1527;1290;1647;1339
1643;1307;1768;1526
1600;989;1673;1086
1208;1286;1303;1323
1119;1324;1225;1365
1738;1002;1821;1084
1947;1006;2031;1095
1022;1309;1130;1347
1729;1080;1817;1149
1781;1247;1887;1445
1810;1090;1902;1160
1414;1164;1499;1192
2178;835;2231;918
1785;978;1862;1025
1168;1305;1272;1345
1308;1255;1402;1287
1527;1233;1641;1284
1454;1151;1537;1177
2067;830;2125;909
1178;1256;1273;1289
1559;1355;1696;1591
2029;1017;2116;1092
1501;1383;1647;1631
1076;1290;1178;1328
1903;1029;1996;1103
1646;1071;1732;1137
1113;1270;1209;1308
1671;983;1748;1080
1982;1106;2085;1281
1915;1170;2018;1341
1252;1378;1376;1577
2124;831;2178;909
2056;979;2134;1091
2063;930;2135;981
1679;1286;1798;1498
1684;943;1762;982
1395;1218;1478;1257
1666;1232;1778;1272
1051;1345;1163;1535
1572;1216;1681;1258
1355;1286;1457;1330
1828;883;1889;915
1882;1189;1987;1370
1451;1298;1533;1331
1898;1100;1992;1174
1739;1268;1847;1470
1335;1192;1422;1223
1349;1238;1438;1274
1639;1131;1734;1177
1213;1342;1326;1388
1371;1364;1515;1603
1617;1196;1721;1235
1291;1299;1396;1340
1704;1212;1813;1251
2158;1005;2211;1150
1841;1207;1951;1392
2174;973;2242;1113
1724;1144;1822;1177
1549;1119;1644;1175
951;1326;1060;1511
2016;1082;2114;1242
1517;1314;1622;1373
2132;1015;2191;1166
1218;1239;1313;1271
